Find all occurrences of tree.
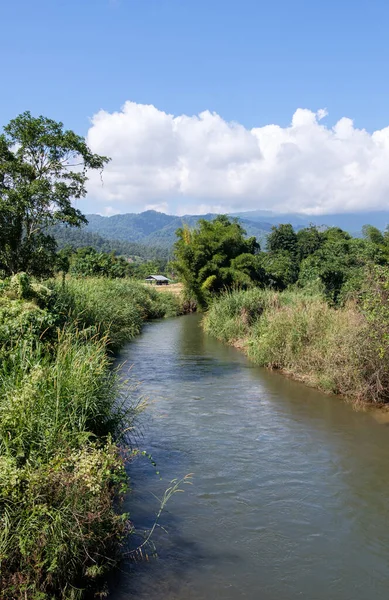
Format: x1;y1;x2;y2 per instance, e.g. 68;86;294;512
69;247;132;278
296;225;323;261
362;224;385;246
131;259;167;280
173;215;260;306
266;224;298;255
321;226;350;245
297;232;380;303
0;112;109;275
259;250;299;289
264;224;299;287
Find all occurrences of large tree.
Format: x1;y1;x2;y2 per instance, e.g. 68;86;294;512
0;112;109;275
173;215;261;306
266;223;298;255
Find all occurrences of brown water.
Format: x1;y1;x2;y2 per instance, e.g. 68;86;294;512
112;313;389;600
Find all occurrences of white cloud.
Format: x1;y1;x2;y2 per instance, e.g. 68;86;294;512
84;101;389;215
145;202;169;213
102;206;121;216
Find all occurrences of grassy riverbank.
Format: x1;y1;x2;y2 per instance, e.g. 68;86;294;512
0;275;182;599
203;286;389;406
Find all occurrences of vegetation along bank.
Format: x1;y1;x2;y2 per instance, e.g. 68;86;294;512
170;212;389;406
0;274;182;598
201;273;389;408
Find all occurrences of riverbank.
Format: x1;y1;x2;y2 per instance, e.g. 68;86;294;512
0;275;183;599
202;288;389;406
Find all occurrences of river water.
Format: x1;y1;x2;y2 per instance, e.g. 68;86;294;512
113;313;389;600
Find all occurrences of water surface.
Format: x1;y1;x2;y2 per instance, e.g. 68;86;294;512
113;313;389;600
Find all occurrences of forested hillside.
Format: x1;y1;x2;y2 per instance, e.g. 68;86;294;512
52;224;171;262
83;210;273;247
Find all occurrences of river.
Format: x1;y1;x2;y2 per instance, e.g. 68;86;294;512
112;313;389;600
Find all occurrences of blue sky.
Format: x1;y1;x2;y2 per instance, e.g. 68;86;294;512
2;0;389;215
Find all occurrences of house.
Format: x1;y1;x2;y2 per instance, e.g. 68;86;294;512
145;275;170;286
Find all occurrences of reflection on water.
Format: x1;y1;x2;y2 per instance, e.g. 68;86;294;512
111;314;389;600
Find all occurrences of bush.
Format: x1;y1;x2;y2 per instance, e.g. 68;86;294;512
0;442;128;599
0;332;137;598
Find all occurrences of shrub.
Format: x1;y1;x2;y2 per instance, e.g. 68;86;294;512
0;442;129;599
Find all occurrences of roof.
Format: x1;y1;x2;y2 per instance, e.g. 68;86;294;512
145;275;170;281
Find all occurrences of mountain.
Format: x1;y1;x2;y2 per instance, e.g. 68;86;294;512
85;210;174;243
231;210;389;233
84;210;273;248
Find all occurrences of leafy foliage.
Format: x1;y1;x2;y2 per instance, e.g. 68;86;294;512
203;221;389;405
266;223;298;255
0;112;109;276
68;247;132;278
242;222;389;301
173;215;261;307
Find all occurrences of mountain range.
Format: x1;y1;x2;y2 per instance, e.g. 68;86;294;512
84;211;273;248
81;209;389;248
230;210;389;232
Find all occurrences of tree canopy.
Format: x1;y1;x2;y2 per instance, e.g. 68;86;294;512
173;215;261;306
264;223;389;302
0;112;109;276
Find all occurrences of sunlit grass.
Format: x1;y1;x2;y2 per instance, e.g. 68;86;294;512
0;275;182;598
204;288;386;404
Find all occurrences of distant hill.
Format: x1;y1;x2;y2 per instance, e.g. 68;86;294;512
231;210;389;234
85;210;174;244
51;224;171;262
84;210;273;248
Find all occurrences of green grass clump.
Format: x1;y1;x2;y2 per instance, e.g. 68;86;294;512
48;277;182;350
0;334;122;465
0;274;180;598
204;288;388;404
203;288;292;343
0;335;132;598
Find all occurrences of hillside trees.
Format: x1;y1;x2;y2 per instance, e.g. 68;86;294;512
0;112;109;276
52;224;171;263
68;247;133;278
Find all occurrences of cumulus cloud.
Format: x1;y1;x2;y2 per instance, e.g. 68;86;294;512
85;101;389;215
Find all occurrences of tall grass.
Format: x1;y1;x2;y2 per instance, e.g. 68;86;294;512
48;277;182;350
203;288;389;404
0;275;181;598
0;334;123;465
